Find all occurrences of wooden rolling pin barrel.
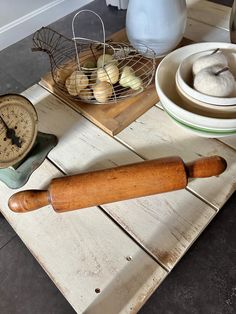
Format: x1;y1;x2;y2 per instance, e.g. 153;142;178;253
8;156;227;213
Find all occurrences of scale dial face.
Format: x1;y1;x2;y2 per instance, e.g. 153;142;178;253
0;94;38;168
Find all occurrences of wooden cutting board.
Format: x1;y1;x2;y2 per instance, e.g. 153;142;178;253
40;29;190;135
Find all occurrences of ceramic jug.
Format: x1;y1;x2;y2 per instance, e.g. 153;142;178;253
126;0;187;57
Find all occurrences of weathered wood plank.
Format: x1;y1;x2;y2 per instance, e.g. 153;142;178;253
102;191;216;269
23;85;142;173
116;105;236;210
22;85;217;271
185;17;230;43
0;1;234;313
187;0;230;31
218;137;236;151
184;0;231;43
0;160;166;314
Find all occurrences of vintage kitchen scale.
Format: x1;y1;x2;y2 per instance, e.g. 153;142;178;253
0;94;57;189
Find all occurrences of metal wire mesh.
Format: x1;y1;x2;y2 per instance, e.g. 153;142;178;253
32;25;156;104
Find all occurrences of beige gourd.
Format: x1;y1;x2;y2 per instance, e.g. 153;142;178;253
119;66;143;90
97;63;120;84
93;81;113;103
65;70;89;96
97;54;117;68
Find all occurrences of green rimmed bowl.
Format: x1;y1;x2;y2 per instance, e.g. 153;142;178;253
155;42;236;136
163;106;236;138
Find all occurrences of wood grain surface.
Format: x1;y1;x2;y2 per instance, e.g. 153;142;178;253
22;85;218;270
116;105;236;210
0;159;167;314
1;1;236;313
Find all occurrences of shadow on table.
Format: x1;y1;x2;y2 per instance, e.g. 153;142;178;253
83;248;166;314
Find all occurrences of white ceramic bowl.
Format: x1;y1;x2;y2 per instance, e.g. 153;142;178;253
155;42;236;134
176;49;236;106
176;76;236;115
163;109;236;138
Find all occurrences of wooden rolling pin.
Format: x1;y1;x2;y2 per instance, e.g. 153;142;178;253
8;155;227;213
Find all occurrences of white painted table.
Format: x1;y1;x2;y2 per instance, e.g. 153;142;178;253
1;1;236;313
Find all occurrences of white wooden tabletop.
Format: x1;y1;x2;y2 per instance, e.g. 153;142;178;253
1;1;236;313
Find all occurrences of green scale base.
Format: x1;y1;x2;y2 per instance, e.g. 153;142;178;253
0;132;58;189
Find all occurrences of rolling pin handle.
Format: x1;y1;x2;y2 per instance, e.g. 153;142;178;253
8;190;50;213
185;155;227;178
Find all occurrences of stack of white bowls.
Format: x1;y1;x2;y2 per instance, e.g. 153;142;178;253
155;42;236;137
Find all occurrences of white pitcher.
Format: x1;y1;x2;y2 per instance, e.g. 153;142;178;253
126;0;187;57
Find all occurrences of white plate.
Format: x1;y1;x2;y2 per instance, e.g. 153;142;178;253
155;42;236;131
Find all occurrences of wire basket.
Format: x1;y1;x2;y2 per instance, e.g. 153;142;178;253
32;10;156;104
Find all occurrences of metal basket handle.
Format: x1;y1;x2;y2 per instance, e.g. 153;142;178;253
72;9;107;70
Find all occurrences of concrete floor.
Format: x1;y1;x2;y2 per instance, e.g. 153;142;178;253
0;0;236;313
